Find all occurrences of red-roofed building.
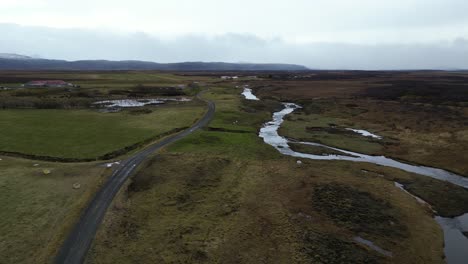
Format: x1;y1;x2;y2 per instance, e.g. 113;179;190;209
23;80;74;88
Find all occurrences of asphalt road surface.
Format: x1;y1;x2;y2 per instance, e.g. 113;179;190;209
55;92;215;264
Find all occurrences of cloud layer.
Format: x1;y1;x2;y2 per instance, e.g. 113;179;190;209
1;24;467;69
1;1;468;69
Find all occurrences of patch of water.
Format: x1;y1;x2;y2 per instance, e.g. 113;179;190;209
94;99;164;108
435;214;468;264
94;98;191;108
394;182;468;264
104;161;121;168
346;128;382;139
242;87;259;101
353;236;393;257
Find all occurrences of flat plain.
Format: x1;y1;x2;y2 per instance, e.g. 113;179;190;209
0;70;467;263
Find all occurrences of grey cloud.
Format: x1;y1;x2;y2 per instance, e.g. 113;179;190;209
0;23;467;70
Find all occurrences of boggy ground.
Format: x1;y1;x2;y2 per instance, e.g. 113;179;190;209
257;71;468;217
253;71;468;176
87;86;446;264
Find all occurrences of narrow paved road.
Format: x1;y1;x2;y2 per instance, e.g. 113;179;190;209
55;92;215;264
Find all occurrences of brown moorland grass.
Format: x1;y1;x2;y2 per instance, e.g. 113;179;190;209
87;85;447;264
87;153;445;263
253;72;468;175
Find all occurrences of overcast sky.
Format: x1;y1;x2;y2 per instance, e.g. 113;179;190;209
1;0;468;69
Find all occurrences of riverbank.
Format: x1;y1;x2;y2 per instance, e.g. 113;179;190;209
259;95;468;264
87;85;446;263
253;75;468;176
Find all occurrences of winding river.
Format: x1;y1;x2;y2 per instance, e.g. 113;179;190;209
243;88;468;263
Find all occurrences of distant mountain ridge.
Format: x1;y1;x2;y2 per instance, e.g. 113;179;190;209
0;54;308;71
0;53;35;60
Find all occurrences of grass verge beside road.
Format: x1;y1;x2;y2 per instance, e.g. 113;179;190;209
0;105;205;159
0;157;109;263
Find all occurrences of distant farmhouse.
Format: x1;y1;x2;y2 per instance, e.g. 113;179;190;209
23;80;77;88
220;76;239;80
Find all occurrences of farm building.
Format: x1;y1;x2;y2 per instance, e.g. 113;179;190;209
220;76;239;80
23;80;76;88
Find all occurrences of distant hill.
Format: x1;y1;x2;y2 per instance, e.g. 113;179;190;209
0;53;35;60
0;54;308;71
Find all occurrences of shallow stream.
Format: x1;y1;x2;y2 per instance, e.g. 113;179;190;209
243;89;468;263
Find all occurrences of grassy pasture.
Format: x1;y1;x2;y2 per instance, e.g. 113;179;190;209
0;105;205;159
0;156;108;263
0;71;212;110
0;71;216;91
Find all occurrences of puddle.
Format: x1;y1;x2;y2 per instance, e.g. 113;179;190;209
353;236;393;257
241;87;259;100
94;98;191;108
103;161;121;168
346;128;382;139
94;99;164;108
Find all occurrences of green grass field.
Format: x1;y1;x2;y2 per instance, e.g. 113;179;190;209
0;105;205;159
169;88;278;159
0;71;216;91
0;157;108;263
